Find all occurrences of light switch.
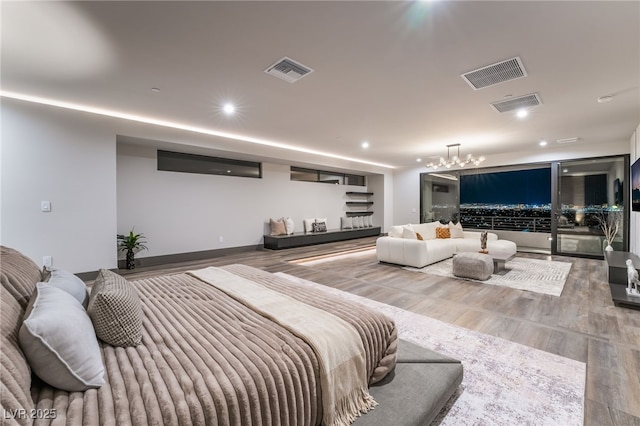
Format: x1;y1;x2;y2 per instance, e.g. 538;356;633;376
41;201;51;212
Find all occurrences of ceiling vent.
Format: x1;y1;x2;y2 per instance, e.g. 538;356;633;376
265;56;313;83
490;93;542;113
461;57;527;90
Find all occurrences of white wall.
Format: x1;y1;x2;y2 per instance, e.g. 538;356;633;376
1;100;117;272
117;144;378;258
631;126;639;256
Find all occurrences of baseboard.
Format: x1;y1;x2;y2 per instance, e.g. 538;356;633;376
117;245;262;270
78;245;261;281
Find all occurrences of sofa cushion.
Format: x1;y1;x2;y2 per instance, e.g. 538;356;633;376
19;283;105;391
88;269;143;347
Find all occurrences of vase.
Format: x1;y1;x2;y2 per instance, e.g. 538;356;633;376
126;250;135;269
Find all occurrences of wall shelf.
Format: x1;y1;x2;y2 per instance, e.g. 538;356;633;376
345;192;374;218
346;191;374;196
346;201;374;206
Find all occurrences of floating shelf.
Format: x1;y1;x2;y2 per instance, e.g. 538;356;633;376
346;191;374;196
345;191;374;219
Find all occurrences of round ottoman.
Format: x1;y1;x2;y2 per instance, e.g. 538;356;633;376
452;252;494;281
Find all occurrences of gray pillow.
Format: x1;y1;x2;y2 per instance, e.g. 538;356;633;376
19;283;105;391
88;269;143;347
47;268;90;307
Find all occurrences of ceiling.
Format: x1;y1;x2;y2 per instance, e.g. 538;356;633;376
2;1;639;171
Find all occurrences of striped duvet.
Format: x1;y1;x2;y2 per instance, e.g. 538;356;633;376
27;264;397;425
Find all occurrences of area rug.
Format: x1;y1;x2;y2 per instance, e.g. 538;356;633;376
275;272;586;426
405;257;572;297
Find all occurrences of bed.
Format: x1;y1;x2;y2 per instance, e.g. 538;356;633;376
1;246;398;425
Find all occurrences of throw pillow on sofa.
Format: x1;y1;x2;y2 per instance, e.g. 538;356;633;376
283;217;295;234
449;221;464;238
19;283;105;391
412;222;441;240
341;216;353;229
388;225;404;238
269;218;287;236
312;221;327;232
402;226;418;240
436;227;451;239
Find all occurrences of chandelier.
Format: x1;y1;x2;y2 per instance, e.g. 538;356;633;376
426;144;485;170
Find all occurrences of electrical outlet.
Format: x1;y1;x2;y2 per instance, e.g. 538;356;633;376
43;256;52;267
41;201;51;212
219;236;224;243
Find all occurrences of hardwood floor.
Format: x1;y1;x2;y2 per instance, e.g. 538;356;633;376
117;238;640;425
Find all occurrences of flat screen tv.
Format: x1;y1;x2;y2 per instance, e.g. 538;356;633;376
632;157;640;212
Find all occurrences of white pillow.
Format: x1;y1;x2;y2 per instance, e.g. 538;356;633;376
19;283;105;392
388;225;404;238
303;218;315;233
316;217;327;227
283;217;295;235
402;225;418;240
47;268;90;308
449;221;464;239
341;217;353;229
368;215;374;227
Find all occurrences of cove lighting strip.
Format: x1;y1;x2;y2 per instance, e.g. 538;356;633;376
0;91;394;169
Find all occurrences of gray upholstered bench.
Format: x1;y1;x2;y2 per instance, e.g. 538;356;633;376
354;340;463;425
452;252;494;281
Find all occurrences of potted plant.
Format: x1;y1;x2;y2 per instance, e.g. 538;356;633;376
598;210;621;253
117;228;148;269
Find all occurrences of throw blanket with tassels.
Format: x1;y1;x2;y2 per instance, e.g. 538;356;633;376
187;266;376;426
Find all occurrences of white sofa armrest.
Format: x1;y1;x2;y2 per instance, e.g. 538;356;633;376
376;236;429;268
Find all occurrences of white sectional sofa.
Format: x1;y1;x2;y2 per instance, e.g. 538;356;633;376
376;221;517;268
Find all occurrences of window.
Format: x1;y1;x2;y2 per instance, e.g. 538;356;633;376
460;168;552;233
157;150;261;178
290;167;365;186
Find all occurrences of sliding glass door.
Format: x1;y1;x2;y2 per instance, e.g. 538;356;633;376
554;156;629;257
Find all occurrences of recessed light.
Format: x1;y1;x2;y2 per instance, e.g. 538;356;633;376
223;103;235;115
563;169;569;173
416;158;422;162
361;141;370;149
516;109;528;118
151;87;161;93
539;139;547;146
597;95;613;103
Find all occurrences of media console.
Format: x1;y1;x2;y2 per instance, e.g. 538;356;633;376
605;251;640;310
264;227;381;250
